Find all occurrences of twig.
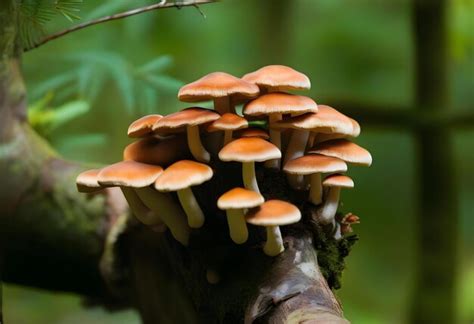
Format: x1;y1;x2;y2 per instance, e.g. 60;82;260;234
24;0;215;52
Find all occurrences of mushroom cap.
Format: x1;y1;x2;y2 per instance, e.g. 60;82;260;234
127;114;163;138
242;65;311;91
350;118;361;137
283;154;348;175
308;139;372;166
272;105;353;134
123;136;191;167
207;113;248;132
217;187;264;210
98;161;163;188
323;174;354;188
154;160;213;192
76;169;102;193
236;127;270;140
219;137;281;162
243;93;318;116
178;72;259;102
152;107;219;135
246;200;301;226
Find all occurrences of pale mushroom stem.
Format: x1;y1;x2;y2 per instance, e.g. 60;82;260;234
263;225;284;256
265;113;282;169
242;161;259;193
135;187;190;246
177;187;205;228
307;132;317;149
333;222;342;240
187;125;210;163
223;130;233;145
319;187;341;225
226;209;249;244
308;173;323;205
120;187;163;226
285;129;310;189
214;97;234;114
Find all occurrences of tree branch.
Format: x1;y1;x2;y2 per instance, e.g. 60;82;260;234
23;0;216;52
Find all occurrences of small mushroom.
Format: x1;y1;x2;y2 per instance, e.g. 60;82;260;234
178;72;259;114
308;139;372;166
246;200;301;256
310;117;360;146
284;154;347;205
152;107;219;163
127;114;163;138
236;127;270;140
243;92;317;169
217;187;264;244
320;174;354;225
242;65;311;93
155;160;213;228
219;137;281;193
98;160;190;246
207;113;248;145
76;169;103;193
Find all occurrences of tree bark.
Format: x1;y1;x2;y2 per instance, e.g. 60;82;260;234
0;2;351;323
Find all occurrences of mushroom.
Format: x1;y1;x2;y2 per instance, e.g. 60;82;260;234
310;117;360;146
246;200;301;256
152;107;219;163
284;154;347;205
178;72;259;114
243;92;317;169
98;160;190;245
76;169;103;193
155;160;213;229
217;187;264;244
127;114;163;138
320;174;354;225
236;127;270;140
219;137;281;193
207;113;248;145
123;135;191;166
308;139;372;167
242;65;311;93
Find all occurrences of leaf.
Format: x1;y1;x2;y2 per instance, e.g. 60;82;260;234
47;100;90;131
144;75;184;93
30;71;77;101
85;1;131;20
138;55;174;74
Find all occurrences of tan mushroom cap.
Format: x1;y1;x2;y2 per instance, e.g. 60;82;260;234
272;105;353;134
323;174;354;188
284;154;348;175
76;169;102;193
155;160;213;192
308;139;372;166
236;128;270;140
123;136;190;167
219;137;281;162
127;114;163;138
98;161;163;188
152;107;219;134
246;200;301;226
207;113;248;132
178;72;259;102
242;65;311;91
243;93;318;116
217;187;264;210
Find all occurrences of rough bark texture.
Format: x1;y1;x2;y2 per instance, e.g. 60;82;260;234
410;1;457;323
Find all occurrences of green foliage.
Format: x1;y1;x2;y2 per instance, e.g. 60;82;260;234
19;0;83;48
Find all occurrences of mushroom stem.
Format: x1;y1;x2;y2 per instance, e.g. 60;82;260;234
307;132;317;149
226;209;249;244
308;173;323;205
242;161;259;193
265;113;282;169
135;187;190;246
333;222;342;240
187;125;210;163
263;225;284;256
223;130;233;145
120;187;163;226
177;187;205;228
284;129;310;189
319;187;341;225
214;97;234;114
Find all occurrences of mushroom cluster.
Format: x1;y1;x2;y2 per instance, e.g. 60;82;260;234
76;65;371;256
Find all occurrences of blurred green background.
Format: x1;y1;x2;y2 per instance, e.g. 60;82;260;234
4;0;473;323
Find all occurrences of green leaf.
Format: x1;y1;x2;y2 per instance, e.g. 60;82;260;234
144;75;184;93
30;71;77;101
47;100;90;131
138;56;174;74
